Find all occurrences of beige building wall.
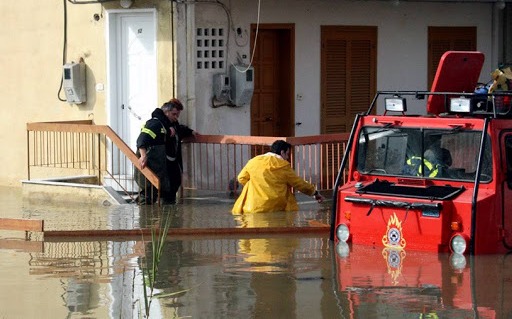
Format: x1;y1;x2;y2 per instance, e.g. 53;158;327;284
2;0;504;188
1;0;175;187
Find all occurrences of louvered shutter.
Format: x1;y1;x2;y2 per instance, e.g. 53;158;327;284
428;27;476;88
321;26;377;134
320;27;377;187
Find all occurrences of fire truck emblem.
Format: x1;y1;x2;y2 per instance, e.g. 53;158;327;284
382;248;406;285
382;212;407;249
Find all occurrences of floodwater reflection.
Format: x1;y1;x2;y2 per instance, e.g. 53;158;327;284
1;186;511;318
334;244;512;319
2;237;512;318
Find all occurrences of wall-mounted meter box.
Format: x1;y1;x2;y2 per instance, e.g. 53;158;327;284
230;65;254;106
63;62;86;104
213;73;231;100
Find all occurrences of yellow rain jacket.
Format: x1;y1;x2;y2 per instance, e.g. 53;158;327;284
231;152;316;214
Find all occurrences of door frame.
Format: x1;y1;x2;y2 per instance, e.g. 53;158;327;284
250;23;295;137
105;8;158;149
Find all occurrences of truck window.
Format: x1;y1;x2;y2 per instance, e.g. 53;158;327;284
356;127;492;182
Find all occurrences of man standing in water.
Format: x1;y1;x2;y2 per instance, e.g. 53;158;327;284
161;99;198;204
136;99;198;204
232;140;324;214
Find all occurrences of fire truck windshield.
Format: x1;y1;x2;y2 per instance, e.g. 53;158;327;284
356;126;492;182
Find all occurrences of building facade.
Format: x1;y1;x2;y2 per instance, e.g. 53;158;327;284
1;0;509;186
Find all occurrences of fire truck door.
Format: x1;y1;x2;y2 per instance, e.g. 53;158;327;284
501;134;512;249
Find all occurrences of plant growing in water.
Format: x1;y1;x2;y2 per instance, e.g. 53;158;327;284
139;206;188;318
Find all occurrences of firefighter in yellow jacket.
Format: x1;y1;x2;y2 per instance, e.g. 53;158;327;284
232;140;324;214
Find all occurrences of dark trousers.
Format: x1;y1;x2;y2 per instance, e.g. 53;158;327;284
135;145;170;204
162;160;182;203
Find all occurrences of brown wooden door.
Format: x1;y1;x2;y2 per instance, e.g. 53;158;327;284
428;27;477;88
320;26;377;134
251;24;294;137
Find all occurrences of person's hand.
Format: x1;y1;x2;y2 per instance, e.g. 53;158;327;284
313;191;324;203
192;130;200;136
139;154;147;169
169;127;176;137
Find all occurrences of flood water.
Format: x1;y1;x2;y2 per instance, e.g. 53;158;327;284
1;186;512;319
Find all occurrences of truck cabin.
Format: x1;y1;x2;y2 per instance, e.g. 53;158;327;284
352;90;512;194
331;90;512;255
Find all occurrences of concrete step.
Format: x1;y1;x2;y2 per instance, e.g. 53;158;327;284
21;176;129;206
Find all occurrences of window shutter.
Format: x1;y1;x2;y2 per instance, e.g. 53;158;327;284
428;27;476;88
323;39;348;133
321;26;377;134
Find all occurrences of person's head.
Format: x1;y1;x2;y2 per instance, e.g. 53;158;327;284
270;140;291;161
425;134;442;148
161;98;183;123
441;148;452;167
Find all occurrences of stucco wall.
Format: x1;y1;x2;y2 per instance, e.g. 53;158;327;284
0;0;501;186
1;0;174;187
190;0;496;138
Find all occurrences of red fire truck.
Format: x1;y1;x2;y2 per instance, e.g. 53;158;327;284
331;51;512;255
333;245;512;318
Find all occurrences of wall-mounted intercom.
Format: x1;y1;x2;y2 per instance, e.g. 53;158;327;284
63;62;86;104
230;65;254;106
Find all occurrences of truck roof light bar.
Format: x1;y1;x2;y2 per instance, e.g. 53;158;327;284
384;97;407;115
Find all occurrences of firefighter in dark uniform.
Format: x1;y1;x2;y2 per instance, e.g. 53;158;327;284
405;134;451;178
163;99;197;204
135;99;197;204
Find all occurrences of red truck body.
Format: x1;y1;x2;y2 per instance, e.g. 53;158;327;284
331;51;512;255
334;245;512;318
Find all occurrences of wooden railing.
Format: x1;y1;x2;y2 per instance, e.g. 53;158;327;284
27;121;350;201
26;120;159;202
182;133;350;195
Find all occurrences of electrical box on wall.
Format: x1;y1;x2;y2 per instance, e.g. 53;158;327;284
213;73;231;100
230;65;254;106
63;62;86;104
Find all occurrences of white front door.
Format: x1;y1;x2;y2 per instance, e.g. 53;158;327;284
107;10;157;156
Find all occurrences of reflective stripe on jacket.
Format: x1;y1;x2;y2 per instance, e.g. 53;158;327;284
406;156;439;177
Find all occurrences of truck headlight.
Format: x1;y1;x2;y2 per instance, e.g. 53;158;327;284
336;224;350;242
450;253;467;271
336;241;350;258
450;234;467;254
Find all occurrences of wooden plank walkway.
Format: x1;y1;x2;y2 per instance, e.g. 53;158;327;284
0;218;45;252
0;218;44;232
43;222;330;239
0;239;44;252
0;215;329;241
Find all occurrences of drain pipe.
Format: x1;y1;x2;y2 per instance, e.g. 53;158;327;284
171;0;176;97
